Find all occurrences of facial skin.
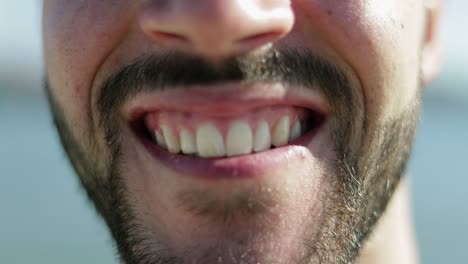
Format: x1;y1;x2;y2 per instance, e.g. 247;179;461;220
43;0;440;263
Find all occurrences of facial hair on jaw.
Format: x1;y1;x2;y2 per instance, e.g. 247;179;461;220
46;48;420;264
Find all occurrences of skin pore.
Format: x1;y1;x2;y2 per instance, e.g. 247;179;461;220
43;0;440;263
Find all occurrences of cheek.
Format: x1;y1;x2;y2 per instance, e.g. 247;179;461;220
298;0;424;121
359;0;424;119
43;1;135;132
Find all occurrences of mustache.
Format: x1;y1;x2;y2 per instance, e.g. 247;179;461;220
92;49;361;239
96;48;355;122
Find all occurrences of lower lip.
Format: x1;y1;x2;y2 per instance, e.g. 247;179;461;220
136;126;322;180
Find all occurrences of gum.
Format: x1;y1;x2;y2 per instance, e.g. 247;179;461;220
145;106;307;136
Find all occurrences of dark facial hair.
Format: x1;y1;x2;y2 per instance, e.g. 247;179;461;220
46;48;419;264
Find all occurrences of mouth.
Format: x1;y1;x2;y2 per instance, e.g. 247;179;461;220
125;83;328;179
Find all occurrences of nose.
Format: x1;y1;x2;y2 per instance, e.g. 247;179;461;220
139;0;294;58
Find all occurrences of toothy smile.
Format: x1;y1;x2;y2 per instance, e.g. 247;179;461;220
143;106;324;158
124;84;329;179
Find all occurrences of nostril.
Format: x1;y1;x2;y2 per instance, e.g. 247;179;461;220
151;31;190;45
237;31;285;47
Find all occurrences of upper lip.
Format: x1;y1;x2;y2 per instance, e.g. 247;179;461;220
122;82;329;123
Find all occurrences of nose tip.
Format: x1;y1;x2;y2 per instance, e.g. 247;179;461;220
139;0;294;58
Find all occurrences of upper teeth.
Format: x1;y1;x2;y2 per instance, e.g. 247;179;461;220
197;123;225;157
153;116;302;158
225;120;253;157
253;120;271;152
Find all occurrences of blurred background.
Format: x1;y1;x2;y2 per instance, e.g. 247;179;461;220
1;2;467;263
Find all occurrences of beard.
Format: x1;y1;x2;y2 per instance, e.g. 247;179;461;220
46;48;420;264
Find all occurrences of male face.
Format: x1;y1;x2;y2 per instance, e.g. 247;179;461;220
43;0;439;263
